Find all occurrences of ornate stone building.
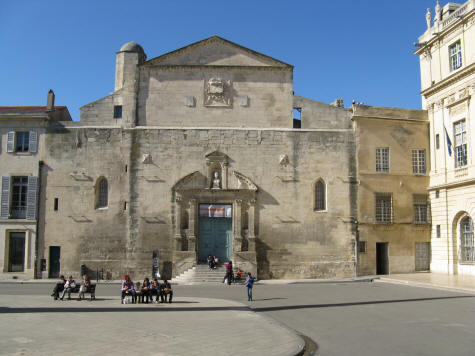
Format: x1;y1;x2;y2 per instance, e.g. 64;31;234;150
32;37;358;280
416;0;475;276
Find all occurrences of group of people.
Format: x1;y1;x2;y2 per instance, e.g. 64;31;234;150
121;274;173;304
207;255;219;269
51;274;91;301
222;261;243;285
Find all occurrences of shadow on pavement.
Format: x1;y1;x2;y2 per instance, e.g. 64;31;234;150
252;295;474;312
1;295;472;314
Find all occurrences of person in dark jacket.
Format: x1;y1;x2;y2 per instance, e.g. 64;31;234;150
51;275;66;300
159;280;173;303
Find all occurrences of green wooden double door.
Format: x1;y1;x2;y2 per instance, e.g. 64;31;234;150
198;217;232;263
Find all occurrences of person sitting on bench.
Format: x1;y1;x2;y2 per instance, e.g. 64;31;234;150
121;274;136;304
77;274;91;301
141;278;151;303
159;280;173;303
60;276;76;300
51;275;66;300
150;279;160;303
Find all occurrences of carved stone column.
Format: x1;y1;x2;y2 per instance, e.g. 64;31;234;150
233;199;243;252
248;199;256;251
174;197;183;251
188;199;197;252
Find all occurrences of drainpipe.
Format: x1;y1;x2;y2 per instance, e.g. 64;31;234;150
34;160;44;279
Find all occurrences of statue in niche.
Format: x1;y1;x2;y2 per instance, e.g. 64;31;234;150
426;8;432;29
211;171;221;189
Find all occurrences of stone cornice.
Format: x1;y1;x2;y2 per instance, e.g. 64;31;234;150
428;176;475;190
420;63;475;98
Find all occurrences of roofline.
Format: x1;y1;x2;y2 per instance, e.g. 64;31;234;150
142;35;294;68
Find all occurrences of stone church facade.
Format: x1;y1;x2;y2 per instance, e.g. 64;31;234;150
35;37;357;280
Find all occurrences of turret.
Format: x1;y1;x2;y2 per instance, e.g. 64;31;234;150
114;41;146;92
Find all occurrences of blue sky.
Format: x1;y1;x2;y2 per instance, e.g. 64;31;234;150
0;0;437;121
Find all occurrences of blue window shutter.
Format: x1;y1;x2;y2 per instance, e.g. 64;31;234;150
29;131;38;153
1;176;10;219
26;176;38;220
7;131;15;153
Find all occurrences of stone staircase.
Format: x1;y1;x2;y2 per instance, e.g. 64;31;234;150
172;264;242;285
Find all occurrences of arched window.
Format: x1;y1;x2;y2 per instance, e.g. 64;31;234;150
315;179;326;211
460;216;474;262
96;178;108;209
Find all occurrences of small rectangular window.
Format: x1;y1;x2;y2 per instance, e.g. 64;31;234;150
15;132;29;152
454;120;467;168
435;190;440;199
124;201;127;211
358;241;367;253
435;134;440;150
413;195;428;224
412;149;426;174
375;193;392;223
436;225;441;238
113;105;122;119
376;148;389;173
449;41;462;71
54;198;59;211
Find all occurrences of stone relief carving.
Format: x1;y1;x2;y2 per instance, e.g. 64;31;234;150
279;154;290;167
204;78;232;107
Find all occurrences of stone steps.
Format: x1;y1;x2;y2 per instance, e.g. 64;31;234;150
172;264;244;285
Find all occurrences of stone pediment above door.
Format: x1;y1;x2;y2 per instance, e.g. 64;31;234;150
173;151;258;192
173;170;258;192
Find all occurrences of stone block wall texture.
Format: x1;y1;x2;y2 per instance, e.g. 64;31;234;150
40;124;356;280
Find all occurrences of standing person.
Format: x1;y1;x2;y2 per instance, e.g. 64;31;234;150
77;274;90;301
121;274;136;304
225;261;233;285
51;275;66;300
60;275;76;300
245;272;255;302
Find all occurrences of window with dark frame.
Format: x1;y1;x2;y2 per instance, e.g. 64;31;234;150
11;176;28;219
15;132;29;152
315;180;326;211
436;134;440;150
454;120;467;168
113;105;122;119
449;41;462;71
96;178;108;209
436;225;441;238
460;216;474;262
375;193;392;223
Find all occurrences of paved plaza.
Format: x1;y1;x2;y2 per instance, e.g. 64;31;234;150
1;276;475;356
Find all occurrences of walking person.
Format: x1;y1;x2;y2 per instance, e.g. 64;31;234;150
245;272;255;301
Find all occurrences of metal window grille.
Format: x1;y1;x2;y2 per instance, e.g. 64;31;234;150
449;41;462;71
15;132;29;152
454;120;467;168
460;217;475;262
375;193;392;223
413;195;428;224
97;178;108;208
315;180;326;211
412;150;426;174
376;148;389;173
11;176;28;219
